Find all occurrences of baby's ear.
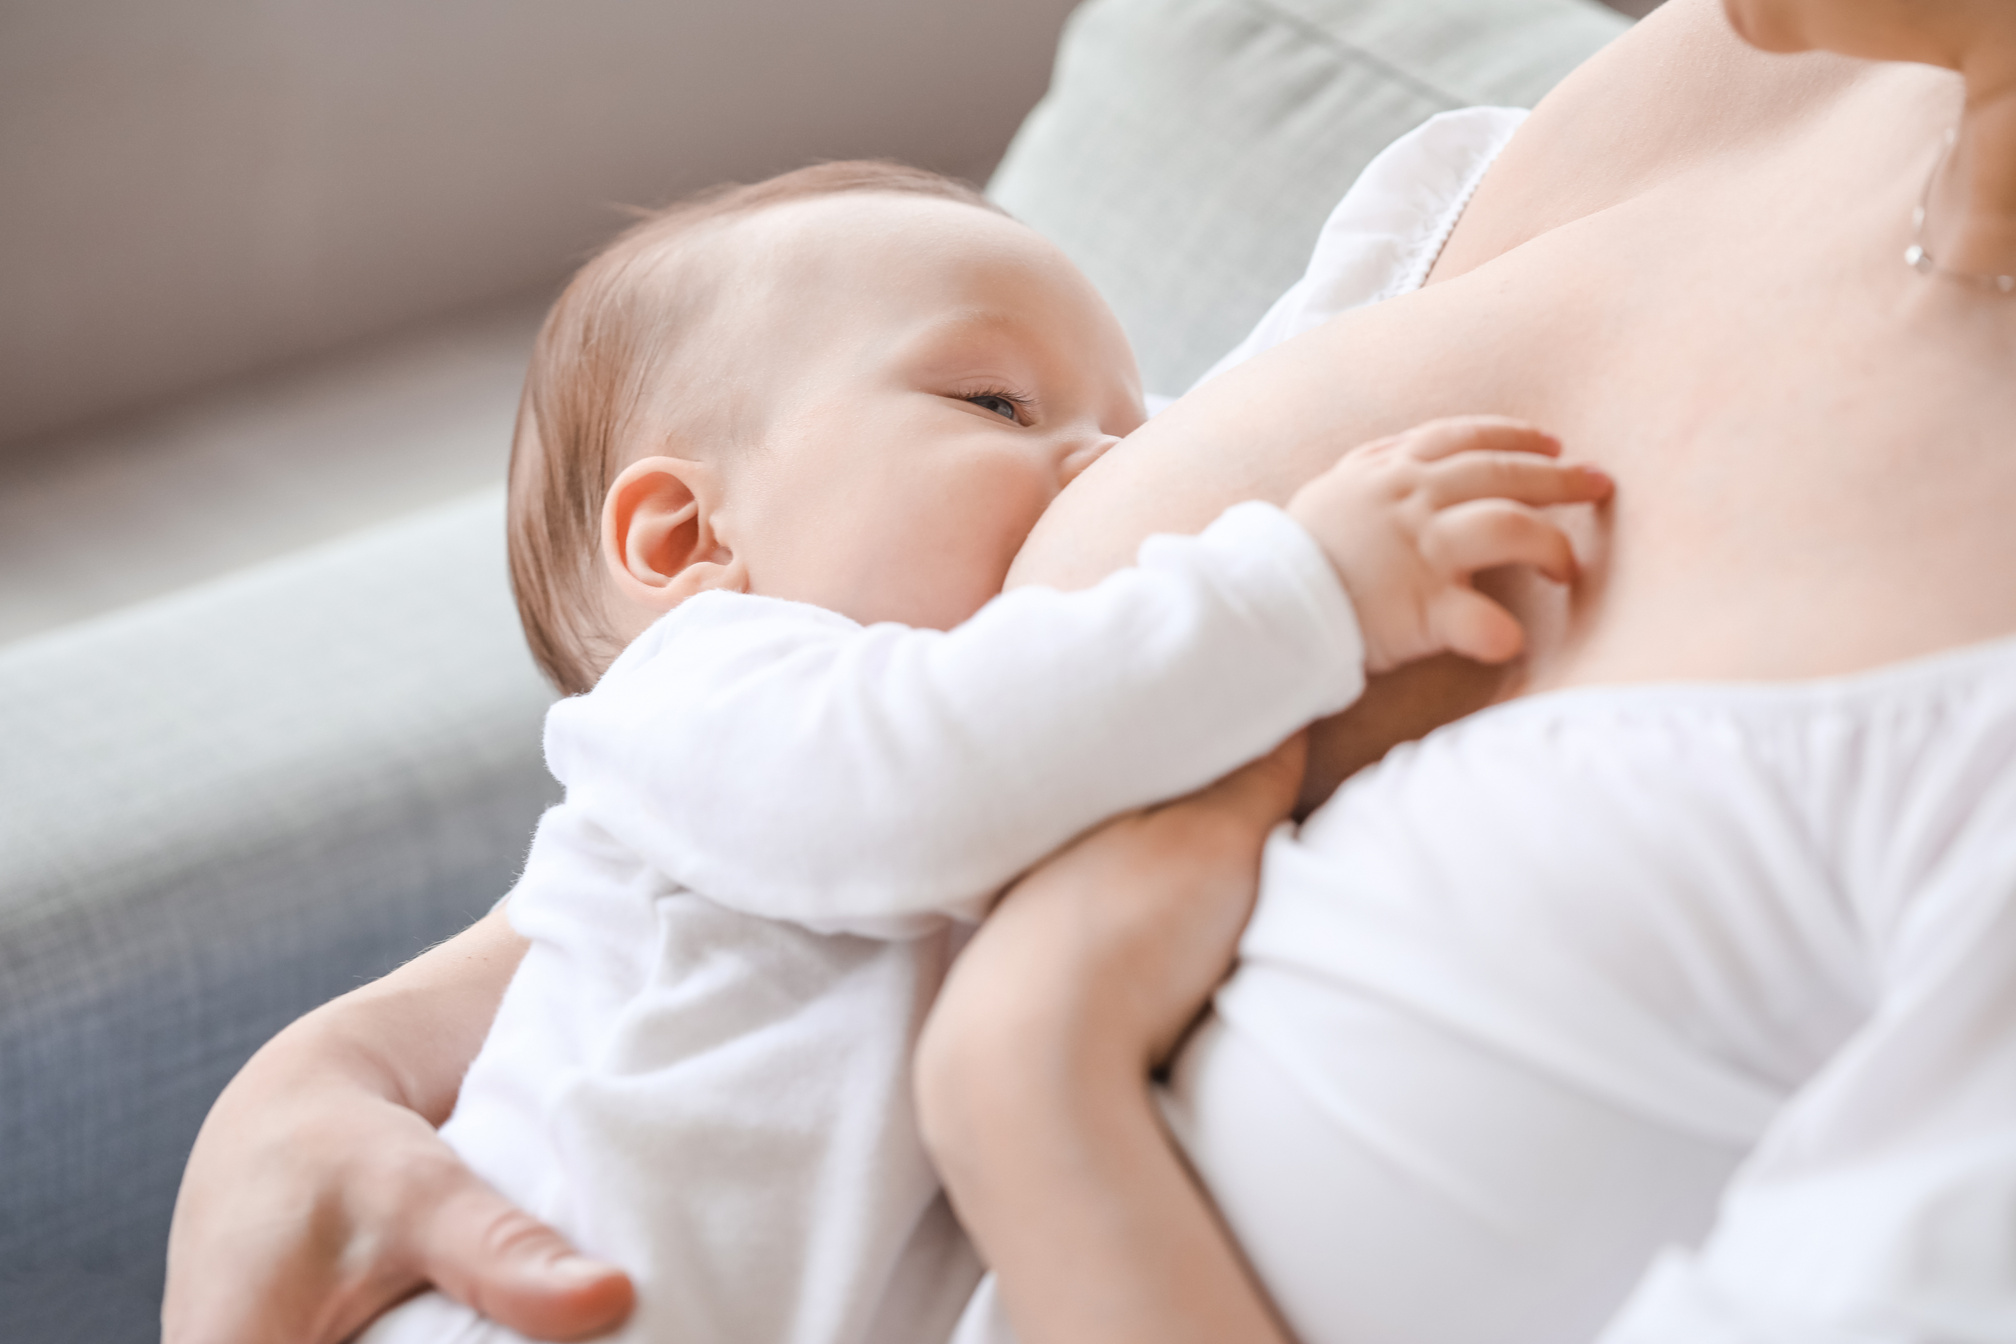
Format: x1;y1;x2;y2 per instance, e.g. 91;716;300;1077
600;456;747;613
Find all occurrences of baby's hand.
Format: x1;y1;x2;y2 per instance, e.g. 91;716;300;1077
1289;415;1611;673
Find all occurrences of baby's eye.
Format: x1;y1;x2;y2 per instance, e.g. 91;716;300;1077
965;393;1022;423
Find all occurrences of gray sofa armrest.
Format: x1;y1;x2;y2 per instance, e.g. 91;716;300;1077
0;490;556;1336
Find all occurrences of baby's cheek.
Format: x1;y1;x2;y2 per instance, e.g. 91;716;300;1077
923;538;1019;628
843;524;1009;631
929;493;1043;623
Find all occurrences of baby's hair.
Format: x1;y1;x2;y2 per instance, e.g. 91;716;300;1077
508;160;1004;695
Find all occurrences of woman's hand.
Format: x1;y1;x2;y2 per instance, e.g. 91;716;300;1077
162;908;634;1344
916;738;1308;1344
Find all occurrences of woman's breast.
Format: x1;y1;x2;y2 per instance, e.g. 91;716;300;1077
1166;683;1875;1337
1246;689;1881;1130
1307;89;2016;689
1160;652;1922;1344
1035;58;2014;689
1178;627;2016;1343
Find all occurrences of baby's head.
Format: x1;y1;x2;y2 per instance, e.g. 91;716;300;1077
508;160;1144;694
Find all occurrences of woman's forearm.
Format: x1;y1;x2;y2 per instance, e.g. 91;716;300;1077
923;1005;1291;1344
917;748;1307;1344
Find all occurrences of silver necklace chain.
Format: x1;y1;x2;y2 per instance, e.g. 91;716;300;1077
1906;127;2016;294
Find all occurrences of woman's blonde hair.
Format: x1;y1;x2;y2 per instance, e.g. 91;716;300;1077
508;160;1002;695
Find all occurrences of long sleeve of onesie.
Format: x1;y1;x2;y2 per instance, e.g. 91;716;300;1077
542;500;1365;936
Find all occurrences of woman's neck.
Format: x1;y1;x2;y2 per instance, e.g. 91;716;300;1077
1930;63;2016;277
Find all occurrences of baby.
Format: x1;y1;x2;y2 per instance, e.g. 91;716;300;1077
363;160;1605;1344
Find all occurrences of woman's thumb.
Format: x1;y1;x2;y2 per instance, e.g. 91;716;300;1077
411;1175;635;1341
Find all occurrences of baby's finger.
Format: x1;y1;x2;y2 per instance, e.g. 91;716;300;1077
1398;415;1561;462
1431;588;1528;664
1424;500;1580;583
1425;453;1612;509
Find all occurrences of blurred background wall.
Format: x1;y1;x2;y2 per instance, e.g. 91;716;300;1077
0;0;1079;451
0;0;1081;643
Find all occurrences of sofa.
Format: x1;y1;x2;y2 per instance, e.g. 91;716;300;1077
0;0;1630;1338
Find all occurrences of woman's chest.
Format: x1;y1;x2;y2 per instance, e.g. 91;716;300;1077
1339;102;2016;686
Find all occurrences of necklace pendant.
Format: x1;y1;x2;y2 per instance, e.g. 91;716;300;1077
1909;127;2016;296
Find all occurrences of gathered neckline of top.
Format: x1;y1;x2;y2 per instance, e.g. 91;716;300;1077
1478;628;2016;724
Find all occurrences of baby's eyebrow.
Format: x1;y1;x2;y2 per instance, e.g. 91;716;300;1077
913;307;1031;343
890;308;1039;369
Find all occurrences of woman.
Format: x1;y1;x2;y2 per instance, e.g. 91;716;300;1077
165;0;2016;1339
922;1;2016;1340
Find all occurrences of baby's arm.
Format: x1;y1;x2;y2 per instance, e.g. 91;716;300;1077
1287;414;1608;673
557;417;1604;935
552;500;1358;935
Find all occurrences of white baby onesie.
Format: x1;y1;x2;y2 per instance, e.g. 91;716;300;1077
361;500;1367;1344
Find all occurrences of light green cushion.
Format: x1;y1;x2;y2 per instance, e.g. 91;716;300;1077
989;0;1629;395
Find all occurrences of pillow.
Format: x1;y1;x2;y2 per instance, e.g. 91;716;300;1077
988;0;1630;395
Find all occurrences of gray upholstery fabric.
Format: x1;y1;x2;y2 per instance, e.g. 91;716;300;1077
0;490;556;1336
987;0;1627;395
